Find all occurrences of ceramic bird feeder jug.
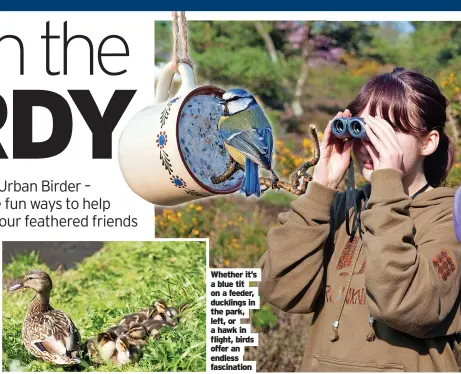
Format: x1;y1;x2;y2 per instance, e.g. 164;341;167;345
118;62;244;206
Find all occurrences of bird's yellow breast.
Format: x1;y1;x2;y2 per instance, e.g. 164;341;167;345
219;115;245;166
225;144;246;166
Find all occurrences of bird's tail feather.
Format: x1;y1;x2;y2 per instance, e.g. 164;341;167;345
240;159;260;197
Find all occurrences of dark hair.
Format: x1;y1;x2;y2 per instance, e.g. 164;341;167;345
347;67;455;187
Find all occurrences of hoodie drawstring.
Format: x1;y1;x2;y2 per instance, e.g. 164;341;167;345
331;240;364;342
332;158;370;342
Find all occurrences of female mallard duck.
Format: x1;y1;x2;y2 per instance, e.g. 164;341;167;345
9;270;81;365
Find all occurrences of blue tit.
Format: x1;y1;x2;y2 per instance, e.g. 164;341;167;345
218;88;277;197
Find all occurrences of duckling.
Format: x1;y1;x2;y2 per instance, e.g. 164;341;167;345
107;323;148;347
96;330;118;362
83;338;106;365
117;299;168;328
84;329;121;366
143;318;167;338
106;324;128;337
126;323;149;346
145;303;188;337
153;303;188;327
9;270;81;365
112;335;140;366
170;303;188;323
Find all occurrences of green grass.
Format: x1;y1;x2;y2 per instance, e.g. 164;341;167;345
2;241;206;372
446;163;461;188
261;190;296;206
251;303;278;333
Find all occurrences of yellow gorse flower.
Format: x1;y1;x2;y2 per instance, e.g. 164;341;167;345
303;138;312;148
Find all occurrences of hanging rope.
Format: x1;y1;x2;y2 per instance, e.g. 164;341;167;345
171;11;194;73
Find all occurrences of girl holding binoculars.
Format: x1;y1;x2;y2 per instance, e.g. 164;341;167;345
259;67;461;371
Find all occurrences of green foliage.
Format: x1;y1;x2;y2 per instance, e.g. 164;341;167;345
261;190;296;206
370;22;461;77
252;304;278;332
4;251;43;279
362;23;408;65
155;22;175;64
2;242;206;372
193;46;290;101
307;65;369;101
189;21;268;52
447;162;461;187
314;21;378;55
185;21;295;103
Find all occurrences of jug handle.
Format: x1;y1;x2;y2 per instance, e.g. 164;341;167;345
154;62;196;104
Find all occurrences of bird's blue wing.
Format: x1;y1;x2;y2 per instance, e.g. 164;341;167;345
258;126;273;163
220;128;273;169
219;107;274;170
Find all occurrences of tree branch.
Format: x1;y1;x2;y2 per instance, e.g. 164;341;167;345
254;21;279;64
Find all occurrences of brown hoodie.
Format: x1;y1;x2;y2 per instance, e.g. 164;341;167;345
259;168;461;372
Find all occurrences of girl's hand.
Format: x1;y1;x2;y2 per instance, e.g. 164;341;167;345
362;115;404;171
312;110;353;189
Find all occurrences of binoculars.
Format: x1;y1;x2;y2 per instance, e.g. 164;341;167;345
331;117;369;141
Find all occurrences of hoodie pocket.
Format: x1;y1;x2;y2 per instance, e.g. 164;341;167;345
307;354;405;372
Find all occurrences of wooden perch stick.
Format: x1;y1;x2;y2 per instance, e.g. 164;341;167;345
259;124;320;196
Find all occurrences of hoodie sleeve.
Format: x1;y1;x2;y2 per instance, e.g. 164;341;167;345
258;181;338;314
362;168;461;338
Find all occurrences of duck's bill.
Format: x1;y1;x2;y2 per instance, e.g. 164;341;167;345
9;283;24;292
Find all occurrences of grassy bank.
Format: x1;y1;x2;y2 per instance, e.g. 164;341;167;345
2;241;206;372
